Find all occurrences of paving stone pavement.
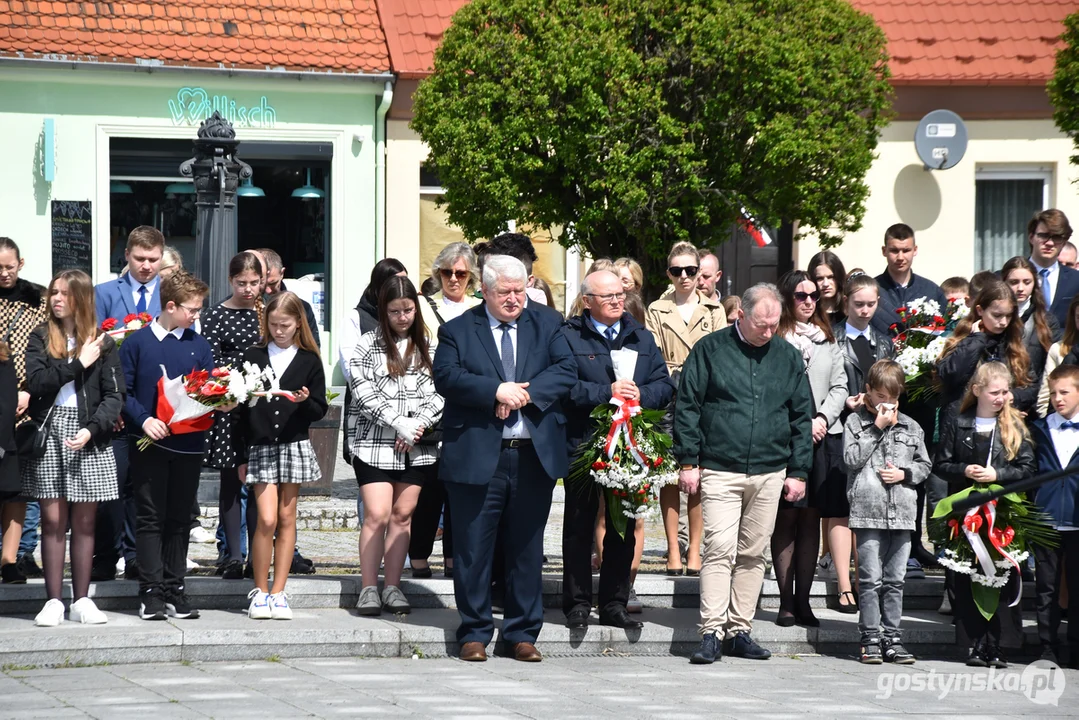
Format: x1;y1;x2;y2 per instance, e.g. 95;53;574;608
3;654;1078;719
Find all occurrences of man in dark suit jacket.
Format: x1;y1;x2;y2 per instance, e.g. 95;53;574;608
560;271;673;631
434;255;576;663
94;226;165;324
1027;209;1079;328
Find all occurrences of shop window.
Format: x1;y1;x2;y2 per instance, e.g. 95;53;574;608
974;168;1051;273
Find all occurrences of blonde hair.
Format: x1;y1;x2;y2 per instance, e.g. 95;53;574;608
959;362;1030;461
667;242;699;266
260;292;319;354
613;257;644;292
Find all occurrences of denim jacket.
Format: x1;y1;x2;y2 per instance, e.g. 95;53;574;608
843;407;932;530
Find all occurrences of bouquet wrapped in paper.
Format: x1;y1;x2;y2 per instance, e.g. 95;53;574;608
567;348;679;538
100;312;153;347
891;297;970;401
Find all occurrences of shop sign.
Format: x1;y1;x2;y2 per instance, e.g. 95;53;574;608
168;88;277;129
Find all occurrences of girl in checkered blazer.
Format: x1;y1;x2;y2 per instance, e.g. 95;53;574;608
240;292;328;620
23;270;124;628
349;276;444;616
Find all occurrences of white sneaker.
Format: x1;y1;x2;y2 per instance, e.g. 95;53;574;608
186;556;200;570
247;588;272;620
817;553;836;579
35;598;65;627
269;592;293;620
189;526;216;544
69;597;108;625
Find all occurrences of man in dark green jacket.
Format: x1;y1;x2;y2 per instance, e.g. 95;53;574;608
674;283;813;665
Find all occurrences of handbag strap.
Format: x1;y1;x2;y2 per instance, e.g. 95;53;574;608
2;305;28;346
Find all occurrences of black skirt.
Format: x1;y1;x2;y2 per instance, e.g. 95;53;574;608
810;433;849;518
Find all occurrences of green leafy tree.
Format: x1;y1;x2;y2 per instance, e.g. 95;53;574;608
412;0;892;294
1050;12;1079;171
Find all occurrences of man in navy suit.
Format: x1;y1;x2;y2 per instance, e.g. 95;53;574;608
90;226;164;581
94;225;165;324
434;254;576;663
1028;209;1078;328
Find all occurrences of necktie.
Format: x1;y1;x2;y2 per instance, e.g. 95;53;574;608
1041;268;1052;305
1060;421;1079;430
605;326;617;344
136;285;148;315
851;334;875;377
500;323;517;427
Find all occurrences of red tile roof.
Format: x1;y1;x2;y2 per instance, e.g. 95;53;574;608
0;0;390;74
376;0;467;79
849;0;1072;85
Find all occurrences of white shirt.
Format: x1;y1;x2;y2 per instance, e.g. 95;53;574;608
590;316;621;341
1030;256;1059;305
150;319;185;342
487;309;528;439
269;342;298;378
676;301;696;324
131;275;160;311
845;322;871;340
1018;298;1031;317
55;337;78;408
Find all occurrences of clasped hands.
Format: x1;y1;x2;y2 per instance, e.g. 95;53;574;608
495;381;531;421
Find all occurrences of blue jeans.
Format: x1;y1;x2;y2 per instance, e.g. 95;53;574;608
855;528;910;640
18;501;39;558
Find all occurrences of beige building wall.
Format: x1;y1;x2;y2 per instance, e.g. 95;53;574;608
794;119;1079;282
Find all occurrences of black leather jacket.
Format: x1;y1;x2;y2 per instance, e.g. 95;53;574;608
933;409;1036;494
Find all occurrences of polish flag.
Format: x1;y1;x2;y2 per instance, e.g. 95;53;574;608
738;208;773;247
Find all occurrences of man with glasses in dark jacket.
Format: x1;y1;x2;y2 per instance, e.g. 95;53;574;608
561;270;675;631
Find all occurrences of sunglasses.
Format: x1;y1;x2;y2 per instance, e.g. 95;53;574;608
793;291;821;303
669;265;699;278
439;268;470;280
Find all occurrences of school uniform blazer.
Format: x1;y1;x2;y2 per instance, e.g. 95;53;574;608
239;345;327;447
1030;417;1079;529
94;274;162;325
433;304;576;484
1049;265;1079;329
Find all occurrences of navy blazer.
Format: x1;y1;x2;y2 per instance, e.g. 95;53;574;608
1030;417;1079;529
434;303;576;484
95;274;162;324
1049;264;1079;329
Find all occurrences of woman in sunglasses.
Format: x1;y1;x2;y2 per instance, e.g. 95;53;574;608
646;241;726;576
771;270;847;628
426;243;481;324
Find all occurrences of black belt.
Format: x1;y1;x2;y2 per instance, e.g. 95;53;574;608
501;438;533;449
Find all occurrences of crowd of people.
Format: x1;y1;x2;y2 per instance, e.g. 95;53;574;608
0;209;1076;670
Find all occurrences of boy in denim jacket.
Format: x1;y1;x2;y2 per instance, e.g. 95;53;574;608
844;360;932;664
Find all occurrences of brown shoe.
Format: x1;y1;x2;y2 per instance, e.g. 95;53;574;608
513;642;543;662
459;641;487;662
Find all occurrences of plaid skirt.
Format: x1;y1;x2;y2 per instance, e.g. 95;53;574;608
23;406;118;503
245;440;322;485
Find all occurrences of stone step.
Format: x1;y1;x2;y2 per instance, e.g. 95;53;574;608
0;606;997;667
0;573;1036;616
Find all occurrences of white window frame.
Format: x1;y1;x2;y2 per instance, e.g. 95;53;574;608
974;165;1052;209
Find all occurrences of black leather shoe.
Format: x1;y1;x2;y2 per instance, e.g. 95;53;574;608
690;632;722;664
599;607;643;630
566;608;589;629
16;554;43;579
90;564;116;582
291;553;316;575
725;631;771;660
123;560;140;580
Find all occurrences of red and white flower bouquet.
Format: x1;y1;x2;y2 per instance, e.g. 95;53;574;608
136;365;260;450
100;312;153;347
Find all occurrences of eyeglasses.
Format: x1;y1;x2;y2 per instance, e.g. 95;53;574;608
440;268;470;280
585;292;626;304
179;304;202;316
669;265;699;278
1035;231;1068;244
793;291;820;303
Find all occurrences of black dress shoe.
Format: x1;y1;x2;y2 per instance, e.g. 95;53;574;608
0;562;26;584
220;559;244;580
599;607;644;630
794;609;820;628
15;554;43;579
291;553;316;575
90;564;116;582
566;608;589;629
123;560;140;580
411;566;433;579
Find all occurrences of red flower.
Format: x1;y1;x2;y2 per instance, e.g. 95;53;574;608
211;367;230;378
653;456;664;467
612;455;620;463
200;381;228;397
137;312;152;323
100;318;118;331
591;460;607;471
123;313;137;324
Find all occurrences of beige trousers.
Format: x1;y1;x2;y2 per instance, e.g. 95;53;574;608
698;469;785;638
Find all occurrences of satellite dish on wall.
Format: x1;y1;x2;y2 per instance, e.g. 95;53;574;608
915;109;968;171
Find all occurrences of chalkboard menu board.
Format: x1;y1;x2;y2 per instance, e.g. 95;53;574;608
51;201;93;276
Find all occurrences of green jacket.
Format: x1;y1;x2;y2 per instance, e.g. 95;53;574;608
673;325;813;478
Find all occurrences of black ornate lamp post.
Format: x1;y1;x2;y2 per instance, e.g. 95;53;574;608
180;111;252;305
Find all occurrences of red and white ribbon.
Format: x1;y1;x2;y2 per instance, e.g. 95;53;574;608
605;394;647;468
960;500;1023;606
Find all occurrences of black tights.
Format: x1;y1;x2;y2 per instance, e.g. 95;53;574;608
770;506;820;618
41;499;97;601
219;468;244;563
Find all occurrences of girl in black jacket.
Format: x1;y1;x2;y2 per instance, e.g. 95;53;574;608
937;280;1035;424
241;292;327;621
24;270;124;627
1002;256;1058;398
934;362;1035;668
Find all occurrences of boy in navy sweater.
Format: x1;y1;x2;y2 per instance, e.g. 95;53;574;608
121;271;225;621
1030;364;1079;666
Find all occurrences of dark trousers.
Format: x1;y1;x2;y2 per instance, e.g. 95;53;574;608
445;444;553;646
409;464;452;561
132;444;203;593
953;570;1024;650
1034;533;1079;652
562;485;633;616
93;436;137;566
